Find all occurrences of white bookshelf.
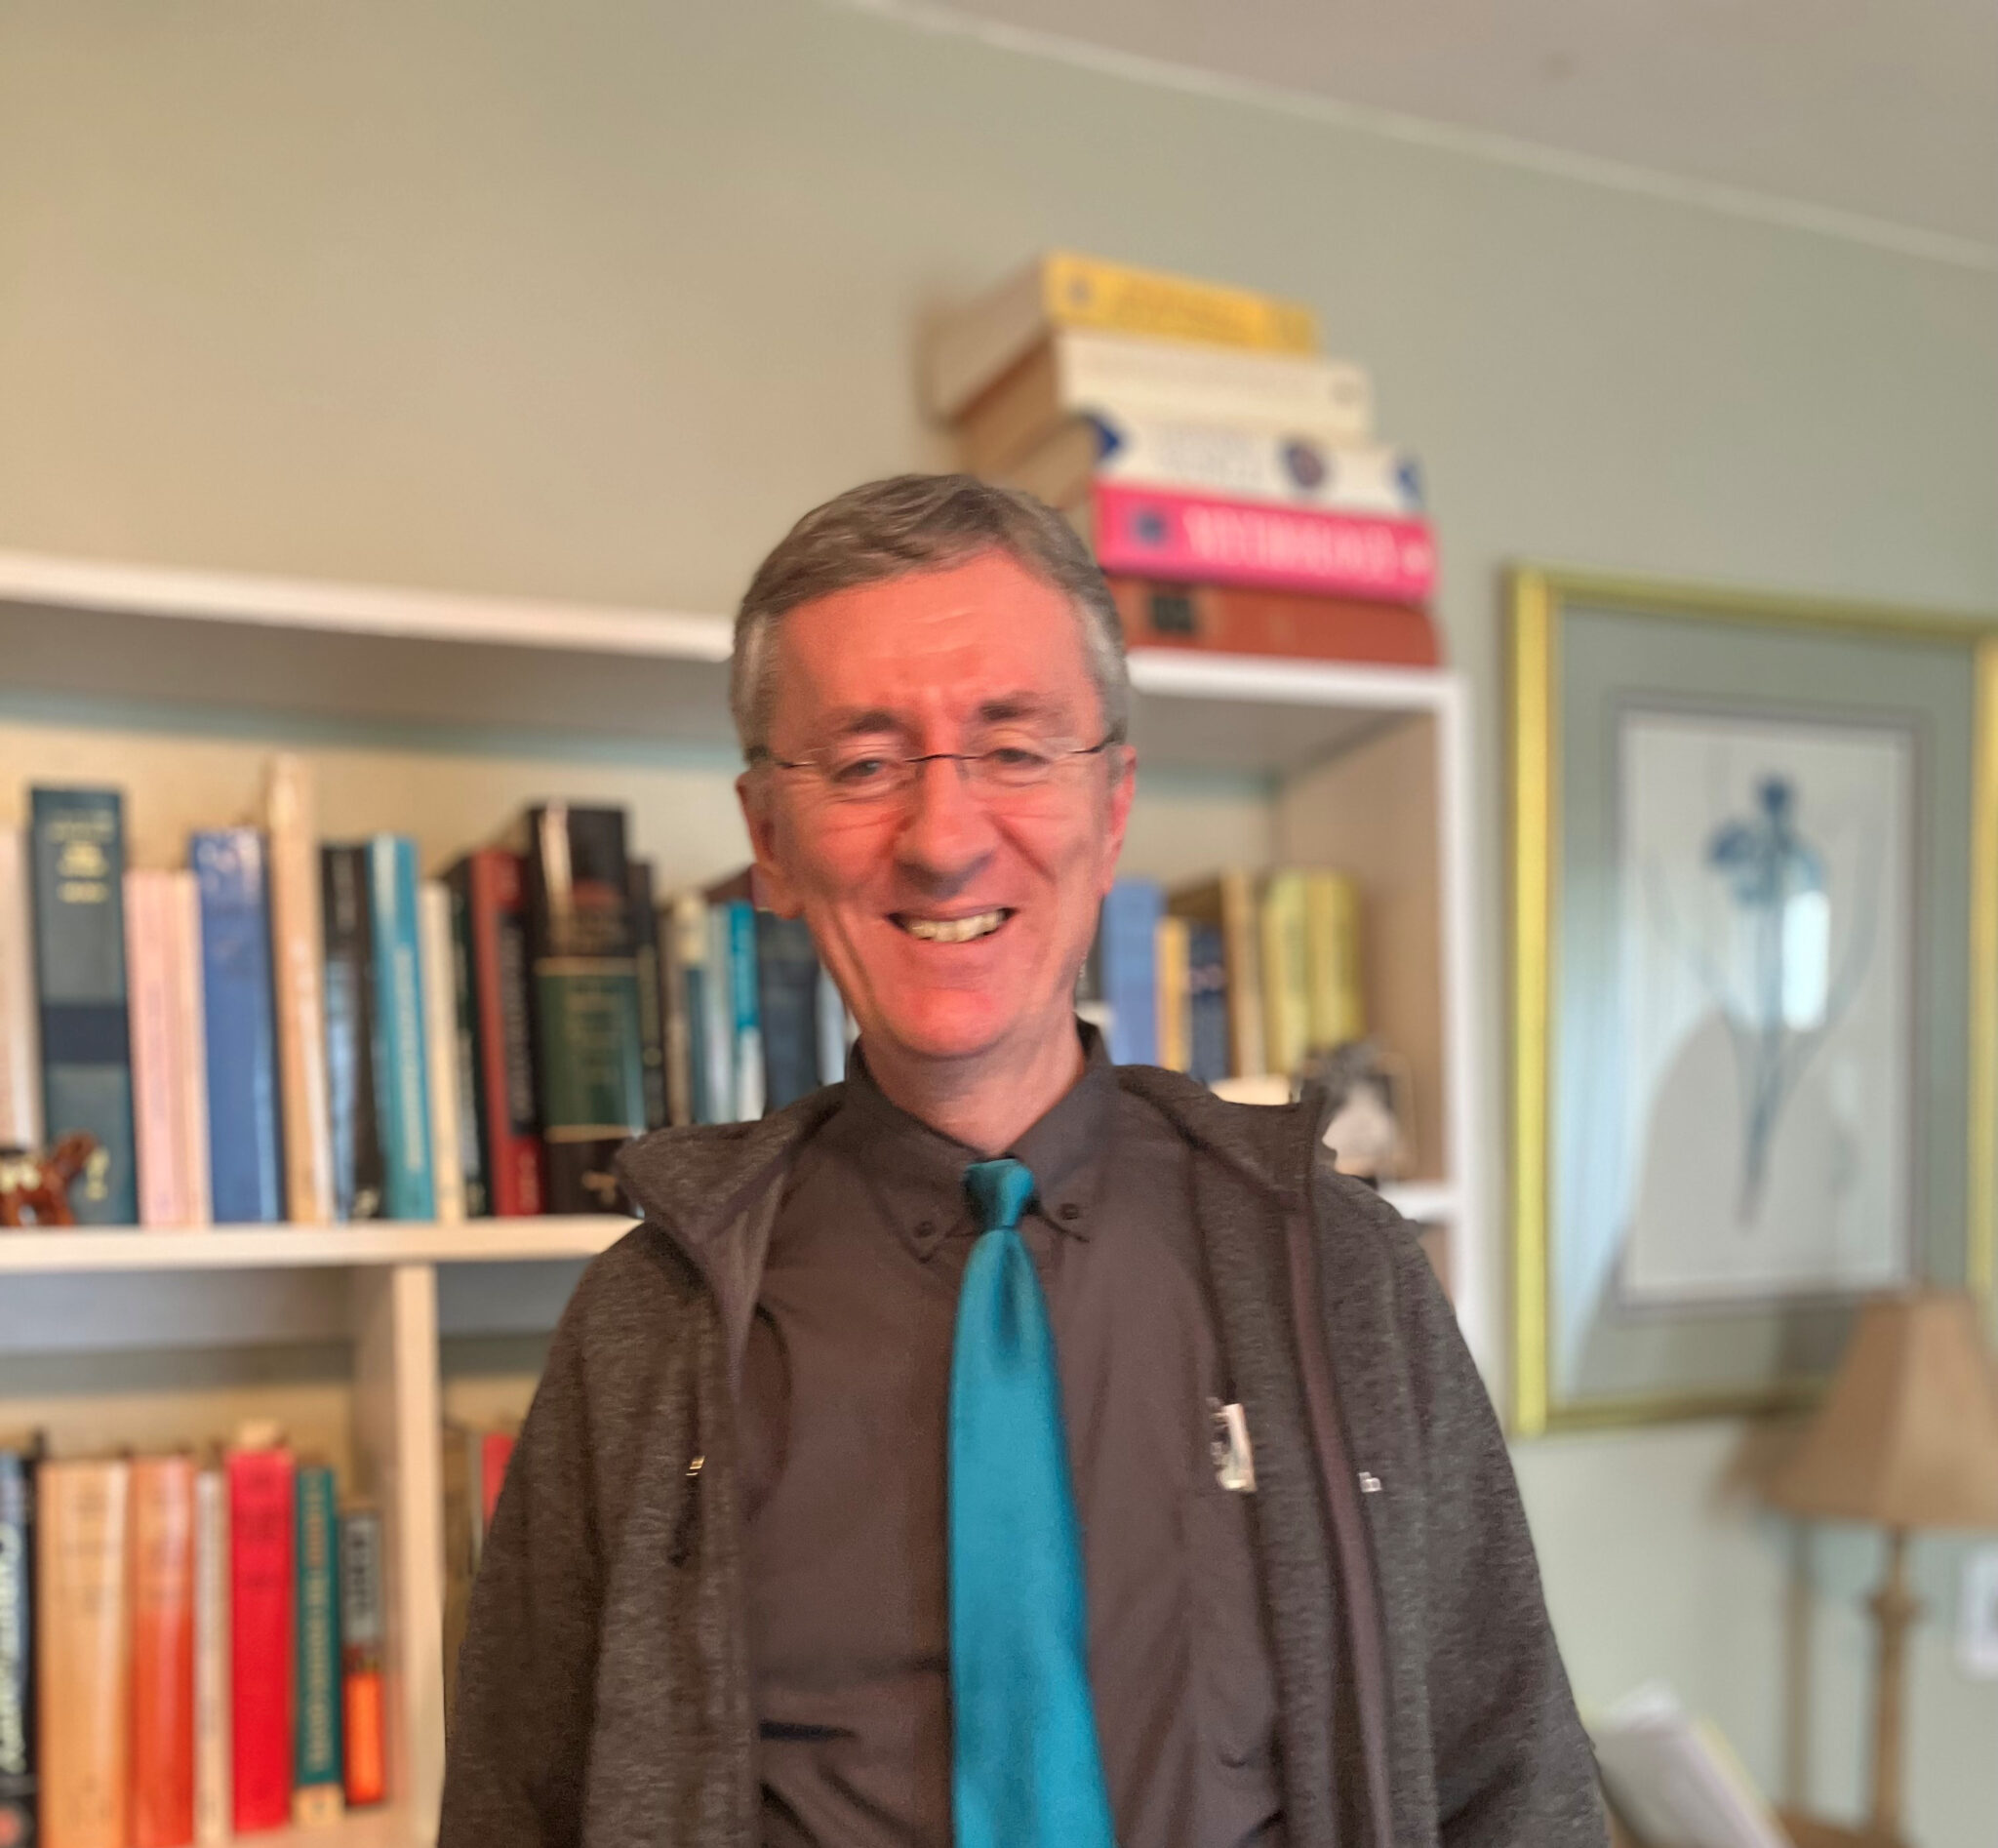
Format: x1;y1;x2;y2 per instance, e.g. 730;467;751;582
0;549;1484;1843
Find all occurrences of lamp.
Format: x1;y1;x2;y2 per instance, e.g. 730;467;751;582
1765;1291;1998;1848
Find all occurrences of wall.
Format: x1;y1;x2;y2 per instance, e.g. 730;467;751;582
4;1;1997;1838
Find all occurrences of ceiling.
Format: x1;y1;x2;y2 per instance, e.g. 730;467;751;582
872;0;1998;260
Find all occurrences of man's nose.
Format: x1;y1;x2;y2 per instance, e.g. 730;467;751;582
893;755;999;887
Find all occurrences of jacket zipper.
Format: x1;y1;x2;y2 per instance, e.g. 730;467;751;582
669;1451;705;1566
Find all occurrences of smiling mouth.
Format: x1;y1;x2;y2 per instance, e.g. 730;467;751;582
892;908;1014;944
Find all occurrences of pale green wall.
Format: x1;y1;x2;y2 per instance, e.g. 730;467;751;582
4;2;1997;1838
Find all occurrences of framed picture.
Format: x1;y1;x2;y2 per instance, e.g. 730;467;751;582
1508;569;1998;1432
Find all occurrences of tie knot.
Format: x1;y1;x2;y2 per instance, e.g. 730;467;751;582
964;1157;1035;1233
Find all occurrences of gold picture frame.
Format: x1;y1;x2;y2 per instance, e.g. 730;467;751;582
1508;567;1998;1435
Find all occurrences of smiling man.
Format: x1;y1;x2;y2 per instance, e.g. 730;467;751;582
441;475;1605;1848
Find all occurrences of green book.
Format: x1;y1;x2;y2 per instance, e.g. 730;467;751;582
293;1465;344;1825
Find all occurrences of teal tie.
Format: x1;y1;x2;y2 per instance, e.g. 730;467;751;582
949;1157;1117;1848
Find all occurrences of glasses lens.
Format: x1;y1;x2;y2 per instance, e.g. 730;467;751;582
975;744;1059;790
821;750;908;801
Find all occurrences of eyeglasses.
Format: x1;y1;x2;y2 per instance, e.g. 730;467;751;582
754;735;1122;807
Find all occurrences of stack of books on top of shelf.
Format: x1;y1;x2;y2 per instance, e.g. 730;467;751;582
925;250;1441;668
0;1430;386;1848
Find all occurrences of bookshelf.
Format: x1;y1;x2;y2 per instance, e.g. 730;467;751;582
0;548;1484;1843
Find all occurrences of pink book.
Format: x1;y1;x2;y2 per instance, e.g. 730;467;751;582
1090;480;1436;602
125;870;188;1227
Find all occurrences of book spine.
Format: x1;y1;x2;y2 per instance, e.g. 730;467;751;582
192;831;284;1225
477;1431;515;1537
1259;871;1312;1079
0;1450;34;1848
36;1458;131;1848
291;1468;342;1827
320;848;384;1223
264;756;334;1225
1092;417;1421;515
1185;922;1230;1087
1304;872;1365;1051
29;788;137;1225
418;883;466;1225
336;1509;384;1809
367;837;435;1222
226;1446;293;1835
1059;329;1373;433
444;880;489;1216
125;871;188;1228
128;1456;195;1848
1154;916;1192;1074
700;902;735;1125
627;864;668;1132
453;854;542;1217
1105;577;1440;667
726;902;764;1122
659;895;699;1129
1040;251;1319;353
0;829;43;1151
815;965;847;1088
1219;870;1265;1079
1099;879;1163;1066
524;809;646;1211
755;913;821;1111
1092;483;1435;602
191;1470;227;1848
167;875;212;1228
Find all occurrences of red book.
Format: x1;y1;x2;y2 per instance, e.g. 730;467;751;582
226;1443;295;1835
1090;480;1436;601
478;1430;515;1535
448;850;545;1218
129;1455;196;1848
1105;577;1441;668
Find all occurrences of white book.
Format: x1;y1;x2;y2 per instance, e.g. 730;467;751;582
419;880;466;1223
1591;1684;1789;1848
265;753;335;1223
193;1466;230;1846
125;869;188;1226
0;827;41;1150
701;901;736;1125
169;870;213;1226
815;965;847;1088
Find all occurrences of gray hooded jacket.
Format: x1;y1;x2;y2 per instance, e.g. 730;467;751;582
440;1065;1607;1848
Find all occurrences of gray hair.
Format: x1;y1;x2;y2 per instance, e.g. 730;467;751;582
730;472;1130;756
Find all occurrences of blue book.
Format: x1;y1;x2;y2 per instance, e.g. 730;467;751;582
756;913;822;1111
193;829;285;1223
28;787;137;1223
366;835;435;1221
1186;922;1230;1085
724;900;764;1120
1099;878;1164;1065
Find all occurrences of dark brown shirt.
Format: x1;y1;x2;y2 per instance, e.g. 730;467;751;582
740;1027;1285;1848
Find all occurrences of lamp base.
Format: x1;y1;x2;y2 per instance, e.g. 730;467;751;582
1778;1808;1908;1848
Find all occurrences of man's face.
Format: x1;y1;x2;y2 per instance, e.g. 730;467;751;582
739;550;1135;1077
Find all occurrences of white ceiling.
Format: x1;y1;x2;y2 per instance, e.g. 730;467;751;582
872;0;1998;261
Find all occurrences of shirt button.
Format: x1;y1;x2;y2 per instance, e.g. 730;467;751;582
916;1220;937;1239
1059;1203;1080;1224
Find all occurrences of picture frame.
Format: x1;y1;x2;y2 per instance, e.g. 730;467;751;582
1508;569;1998;1433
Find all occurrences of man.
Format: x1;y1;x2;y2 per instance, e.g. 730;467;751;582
442;474;1606;1848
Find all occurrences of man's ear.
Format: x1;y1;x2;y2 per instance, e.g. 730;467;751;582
737;770;803;918
1098;743;1138;896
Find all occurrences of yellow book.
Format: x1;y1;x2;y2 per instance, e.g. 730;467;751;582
1259;871;1312;1079
264;754;334;1224
1304;872;1365;1049
926;249;1320;419
1155;916;1191;1073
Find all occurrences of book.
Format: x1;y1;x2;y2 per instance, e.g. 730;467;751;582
1259;870;1312;1079
1185;922;1229;1086
125;871;191;1229
165;875;211;1229
1099;879;1164;1066
1155;915;1192;1073
626;864;668;1133
926;250;1319;421
958;328;1373;478
291;1466;342;1828
128;1455;195;1848
264;756;334;1225
1089;483;1436;602
0;1445;36;1848
441;879;488;1218
28;788;137;1225
320;848;385;1224
191;1468;227;1848
192;831;284;1225
523;807;647;1212
36;1457;131;1848
659;893;703;1129
418;882;466;1225
699;898;736;1125
446;851;542;1218
816;965;848;1088
336;1507;384;1809
0;828;43;1153
1303;871;1364;1051
1591;1684;1788;1848
367;836;435;1222
226;1440;293;1835
1105;577;1441;667
1170;873;1264;1078
1003;412;1422;519
471;1430;515;1556
756;912;822;1111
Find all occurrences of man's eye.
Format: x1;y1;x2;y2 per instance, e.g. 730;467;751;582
988;746;1051;769
829;755;891;786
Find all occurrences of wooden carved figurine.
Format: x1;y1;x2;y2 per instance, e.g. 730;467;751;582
0;1132;101;1226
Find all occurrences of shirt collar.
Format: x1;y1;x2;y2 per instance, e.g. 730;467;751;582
834;1021;1116;1262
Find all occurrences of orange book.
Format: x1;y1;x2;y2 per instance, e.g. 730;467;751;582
37;1458;132;1848
1105;575;1440;667
130;1455;196;1848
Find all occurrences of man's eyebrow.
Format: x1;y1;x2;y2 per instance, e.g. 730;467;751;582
975;694;1063;725
820;707;914;741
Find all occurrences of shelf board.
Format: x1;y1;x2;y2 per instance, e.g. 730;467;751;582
0;1216;635;1273
1379;1180;1460;1224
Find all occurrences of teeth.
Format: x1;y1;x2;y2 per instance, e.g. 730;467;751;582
902;909;1006;944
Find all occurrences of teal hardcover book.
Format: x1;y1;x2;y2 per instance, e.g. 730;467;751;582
366;835;436;1221
293;1464;344;1824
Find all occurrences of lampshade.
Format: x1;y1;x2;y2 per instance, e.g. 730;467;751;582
1769;1291;1998;1530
